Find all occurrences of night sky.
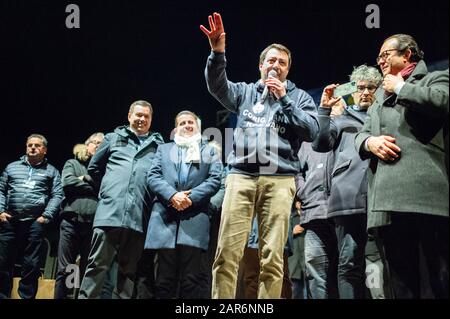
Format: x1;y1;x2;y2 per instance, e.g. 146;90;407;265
0;0;448;170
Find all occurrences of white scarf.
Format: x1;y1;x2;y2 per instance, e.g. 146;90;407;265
174;133;202;163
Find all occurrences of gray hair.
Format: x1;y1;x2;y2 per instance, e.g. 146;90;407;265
84;132;104;146
27;134;48;147
350;65;383;86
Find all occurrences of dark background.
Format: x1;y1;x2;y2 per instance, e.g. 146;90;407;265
0;0;448;170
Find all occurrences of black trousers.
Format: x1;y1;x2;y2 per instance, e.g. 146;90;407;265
0;220;46;299
78;227;144;299
133;249;156;299
54;219;93;299
379;213;449;299
154;245;206;299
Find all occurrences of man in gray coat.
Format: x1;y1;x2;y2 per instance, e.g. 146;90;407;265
79;100;164;299
355;34;449;298
145;110;222;298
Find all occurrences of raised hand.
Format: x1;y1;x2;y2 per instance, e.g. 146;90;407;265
320;84;342;108
200;12;226;53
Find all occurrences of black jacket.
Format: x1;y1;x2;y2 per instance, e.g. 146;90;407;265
61;156;98;223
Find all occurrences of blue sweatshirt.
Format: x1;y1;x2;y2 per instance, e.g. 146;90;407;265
205;51;319;175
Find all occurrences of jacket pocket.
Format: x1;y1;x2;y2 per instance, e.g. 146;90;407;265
332;159;352;177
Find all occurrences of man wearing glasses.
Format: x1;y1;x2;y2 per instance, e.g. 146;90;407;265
355;34;449;298
312;65;383;298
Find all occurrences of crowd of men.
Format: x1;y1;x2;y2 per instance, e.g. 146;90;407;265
0;12;448;299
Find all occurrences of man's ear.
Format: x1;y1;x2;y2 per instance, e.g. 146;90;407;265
403;48;412;62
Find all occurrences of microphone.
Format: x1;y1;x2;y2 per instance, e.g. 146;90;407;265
260;69;278;103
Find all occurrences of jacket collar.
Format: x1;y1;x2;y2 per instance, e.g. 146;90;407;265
20;155;47;168
344;105;367;124
406;60;428;82
114;125;164;146
379;60;428;107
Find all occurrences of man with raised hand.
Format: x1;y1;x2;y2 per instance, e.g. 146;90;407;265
200;12;318;299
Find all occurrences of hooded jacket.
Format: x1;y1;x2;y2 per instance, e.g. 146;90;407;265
88;126;164;233
205;51;319;176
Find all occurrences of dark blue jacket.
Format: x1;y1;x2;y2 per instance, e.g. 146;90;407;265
145;141;222;250
313;106;369;217
296;143;332;225
0;156;63;221
88;126;164;233
61;156;98;223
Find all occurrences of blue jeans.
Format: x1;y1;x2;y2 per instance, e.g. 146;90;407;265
304;220;338;299
0;219;46;299
292;277;308;299
334;214;367;299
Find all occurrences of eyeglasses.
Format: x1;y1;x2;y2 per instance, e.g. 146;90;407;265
376;49;398;64
356;85;378;93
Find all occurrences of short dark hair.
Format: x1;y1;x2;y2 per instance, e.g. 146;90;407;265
174;110;200;128
27;134;48;147
129;100;153;114
384;34;424;63
259;43;292;68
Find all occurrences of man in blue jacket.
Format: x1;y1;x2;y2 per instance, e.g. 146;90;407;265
79;100;164;299
145;110;222;298
200;12;318;298
0;134;63;299
314;65;383;298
